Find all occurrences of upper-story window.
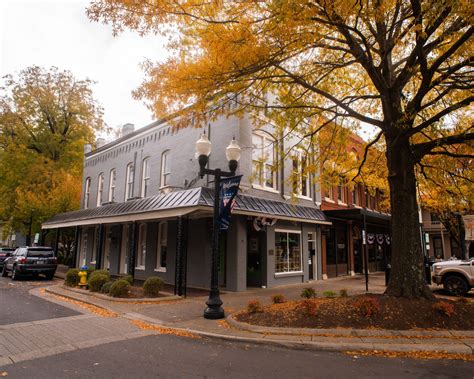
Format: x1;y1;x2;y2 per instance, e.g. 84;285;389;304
160;150;170;188
351;183;359;205
141;157;150;197
125;163;134;200
108;169;116;202
252;131;277;190
97;173;104;206
84;177;91;209
292;149;310;197
337;178;346;204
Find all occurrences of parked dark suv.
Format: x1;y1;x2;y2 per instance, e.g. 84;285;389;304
1;246;57;280
0;247;15;269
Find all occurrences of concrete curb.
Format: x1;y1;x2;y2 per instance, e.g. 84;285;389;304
57;285;181;303
226;313;474;339
39;286;474;355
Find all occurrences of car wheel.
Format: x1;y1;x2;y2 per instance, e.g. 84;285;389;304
1;265;8;277
11;266;20;281
45;272;54;281
443;275;469;296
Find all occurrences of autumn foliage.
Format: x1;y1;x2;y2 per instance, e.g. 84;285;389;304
0;66;103;241
87;0;473;299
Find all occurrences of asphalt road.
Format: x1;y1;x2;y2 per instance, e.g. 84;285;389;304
1;333;472;378
0;276;79;325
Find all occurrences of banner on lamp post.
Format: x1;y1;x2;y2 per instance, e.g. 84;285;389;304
218;175;242;230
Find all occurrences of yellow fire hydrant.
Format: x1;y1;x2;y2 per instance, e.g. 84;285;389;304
78;266;88;287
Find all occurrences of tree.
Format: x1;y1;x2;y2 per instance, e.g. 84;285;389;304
88;0;473;298
0;66;103;243
418;145;473;258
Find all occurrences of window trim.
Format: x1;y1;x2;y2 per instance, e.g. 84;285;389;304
155;221;167;272
160;150;171;188
136;223;146;269
108;169;116;202
274;229;303;275
97;173;104;207
292;149;311;198
125;163;134;200
84;177;91;209
252;130;278;191
141;157;151;197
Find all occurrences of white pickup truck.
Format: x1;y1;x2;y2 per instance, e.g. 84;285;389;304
432;258;474;296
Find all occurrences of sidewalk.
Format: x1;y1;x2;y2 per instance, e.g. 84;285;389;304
43;274;474;356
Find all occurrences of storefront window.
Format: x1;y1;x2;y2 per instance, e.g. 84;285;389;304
275;231;302;273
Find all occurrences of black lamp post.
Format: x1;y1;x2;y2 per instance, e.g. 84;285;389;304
195;132;241;319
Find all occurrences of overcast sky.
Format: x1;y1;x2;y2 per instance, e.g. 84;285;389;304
0;0;168;134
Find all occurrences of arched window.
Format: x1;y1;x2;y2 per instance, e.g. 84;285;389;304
108;169;116;202
252;131;277;190
97;173;104;206
141;157;150;197
84;177;91;209
125;163;134;200
160;150;170;188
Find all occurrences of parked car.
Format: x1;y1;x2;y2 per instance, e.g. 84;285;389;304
1;246;57;280
432;258;474;296
0;247;15;269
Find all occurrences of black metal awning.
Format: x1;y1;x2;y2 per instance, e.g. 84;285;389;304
42;187;330;229
324;208;391;226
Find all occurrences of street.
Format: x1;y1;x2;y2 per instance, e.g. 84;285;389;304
1;332;473;378
1;277;473;378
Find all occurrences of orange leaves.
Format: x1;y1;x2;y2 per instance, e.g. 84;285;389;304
344;350;474;361
129;319;200;339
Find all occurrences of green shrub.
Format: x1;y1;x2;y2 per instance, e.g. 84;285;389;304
109;279;130;298
247;300;263;314
64;269;80;287
271;294;285;304
339;288;348;297
323;290;337;298
143;277;164;297
90;269;111;281
88;273;109;292
300;287;317;299
123;275;134;285
101;281;114;294
86;267;95;279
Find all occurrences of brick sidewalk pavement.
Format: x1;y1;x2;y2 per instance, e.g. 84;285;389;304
0;292;157;367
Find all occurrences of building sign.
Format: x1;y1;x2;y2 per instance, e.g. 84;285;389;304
218;175;242;230
464;215;474;241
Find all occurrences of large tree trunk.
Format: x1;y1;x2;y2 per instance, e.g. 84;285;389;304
384;135;433;299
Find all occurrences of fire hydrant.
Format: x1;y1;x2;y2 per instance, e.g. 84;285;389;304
78;265;88;287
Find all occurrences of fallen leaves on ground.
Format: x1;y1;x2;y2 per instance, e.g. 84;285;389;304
344;350;474;361
129;319;200;339
218;320;232;329
42;290;118;317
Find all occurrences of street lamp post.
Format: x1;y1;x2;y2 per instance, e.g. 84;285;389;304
195;133;241;319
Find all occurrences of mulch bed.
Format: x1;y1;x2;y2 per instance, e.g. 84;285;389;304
236;295;474;330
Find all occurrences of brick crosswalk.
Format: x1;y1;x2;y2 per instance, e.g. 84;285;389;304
0;314;156;366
